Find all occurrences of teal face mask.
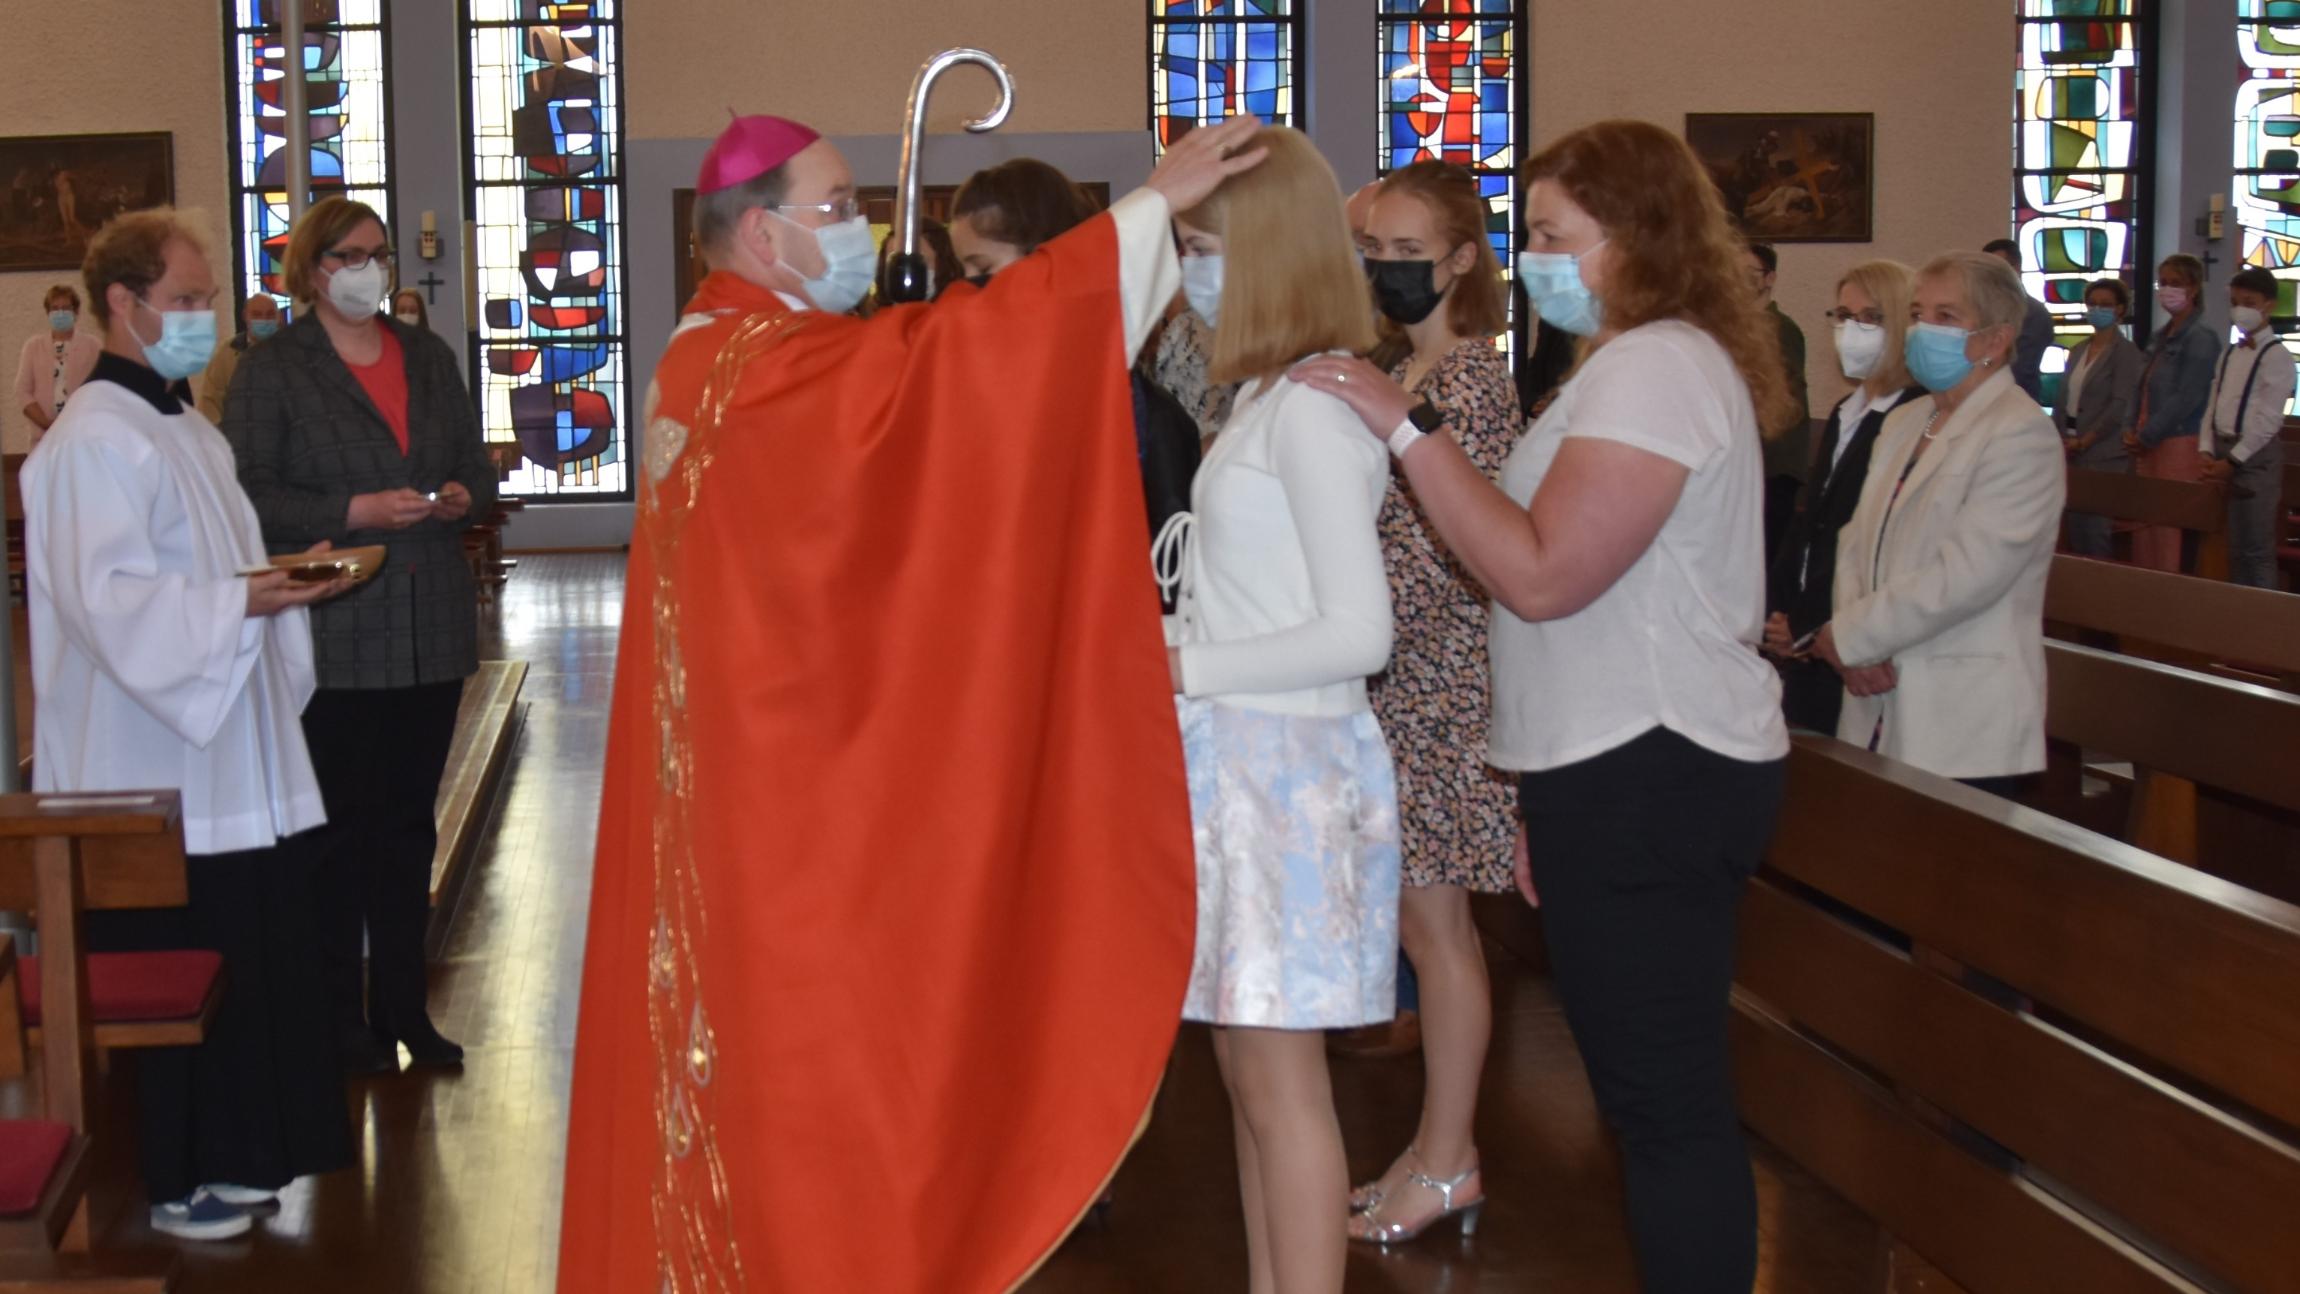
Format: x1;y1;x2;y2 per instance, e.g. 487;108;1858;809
130;299;220;382
1904;321;1976;393
1515;242;1605;337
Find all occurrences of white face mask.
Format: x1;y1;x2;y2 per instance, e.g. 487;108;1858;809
2230;305;2267;335
772;212;876;315
1181;254;1225;328
1834;318;1887;381
394;311;422;328
326;259;390;318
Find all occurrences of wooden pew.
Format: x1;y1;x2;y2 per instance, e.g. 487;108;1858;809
2035;640;2300;903
2043;553;2300;684
0;1254;176;1293
1738;737;2300;1294
2065;466;2229;579
0;792;185;1256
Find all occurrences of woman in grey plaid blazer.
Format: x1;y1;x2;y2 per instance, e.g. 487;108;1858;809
221;198;497;1075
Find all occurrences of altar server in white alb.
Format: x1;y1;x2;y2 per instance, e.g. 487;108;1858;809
22;208;357;1243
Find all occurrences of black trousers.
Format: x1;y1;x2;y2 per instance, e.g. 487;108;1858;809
88;843;353;1202
1520;729;1786;1294
300;681;464;1042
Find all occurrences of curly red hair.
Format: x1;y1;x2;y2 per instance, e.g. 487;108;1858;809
1523;120;1801;437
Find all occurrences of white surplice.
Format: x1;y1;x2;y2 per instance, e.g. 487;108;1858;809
23;377;326;855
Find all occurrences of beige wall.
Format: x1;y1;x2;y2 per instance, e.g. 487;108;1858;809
624;0;1147;140
1533;0;2011;414
0;0;228;452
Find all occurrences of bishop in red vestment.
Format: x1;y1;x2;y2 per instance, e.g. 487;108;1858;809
558;116;1265;1292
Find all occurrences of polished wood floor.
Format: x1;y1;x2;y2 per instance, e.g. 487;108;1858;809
17;554;1874;1292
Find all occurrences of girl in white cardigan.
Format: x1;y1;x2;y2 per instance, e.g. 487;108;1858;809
1163;126;1394;1294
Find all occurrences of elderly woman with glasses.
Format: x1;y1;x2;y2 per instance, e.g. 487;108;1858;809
220;196;497;1076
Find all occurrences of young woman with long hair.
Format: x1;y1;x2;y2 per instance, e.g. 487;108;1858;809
1166;126;1393;1294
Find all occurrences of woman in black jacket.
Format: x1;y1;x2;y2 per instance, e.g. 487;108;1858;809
1764;259;1925;733
221;197;496;1074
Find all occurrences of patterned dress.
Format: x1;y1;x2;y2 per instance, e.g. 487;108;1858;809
1373;340;1525;892
1150;310;1234;444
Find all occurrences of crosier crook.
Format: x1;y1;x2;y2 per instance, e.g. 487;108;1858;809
884;48;1017;304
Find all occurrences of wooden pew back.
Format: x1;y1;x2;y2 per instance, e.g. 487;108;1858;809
2065;467;2229;579
1738;737;2300;1294
0;793;184;1136
2044;554;2300;677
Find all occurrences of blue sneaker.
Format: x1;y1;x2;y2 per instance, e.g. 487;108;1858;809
150;1187;253;1240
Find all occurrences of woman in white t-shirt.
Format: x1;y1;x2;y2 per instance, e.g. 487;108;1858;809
1295;118;1796;1293
1165;125;1393;1294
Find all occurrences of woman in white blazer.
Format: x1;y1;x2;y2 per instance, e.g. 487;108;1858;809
1813;251;2066;792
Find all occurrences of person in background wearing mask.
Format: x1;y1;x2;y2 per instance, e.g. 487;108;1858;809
14;282;100;444
1345;159;1522;1248
1745;241;1809;565
221;196;497;1078
2198;266;2295;588
1983;238;2056;403
1763;260;1923;735
1169;127;1394;1294
2053;277;2144;558
391;287;429;332
2122;253;2222;571
196;291;282;424
1816;251;2063;797
23;207;353;1241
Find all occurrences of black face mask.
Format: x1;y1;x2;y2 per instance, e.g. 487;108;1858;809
1366;258;1448;325
964;273;993;291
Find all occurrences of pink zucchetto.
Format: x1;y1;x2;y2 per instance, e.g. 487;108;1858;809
697;114;821;194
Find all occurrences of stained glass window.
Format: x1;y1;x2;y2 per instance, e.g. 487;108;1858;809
1150;2;1301;155
464;0;629;500
225;0;394;309
1378;1;1527;357
2013;0;2153;407
2238;0;2300;409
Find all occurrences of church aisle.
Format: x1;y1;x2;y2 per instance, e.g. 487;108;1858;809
66;553;1866;1292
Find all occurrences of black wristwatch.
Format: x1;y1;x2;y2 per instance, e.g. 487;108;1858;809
1407;399;1446;433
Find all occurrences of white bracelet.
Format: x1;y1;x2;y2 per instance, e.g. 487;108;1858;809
1386;418;1427;460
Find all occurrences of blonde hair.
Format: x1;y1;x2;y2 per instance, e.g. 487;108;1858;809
1837;259;1916;391
1180;127;1376;385
81;207;209;328
284;196;388;304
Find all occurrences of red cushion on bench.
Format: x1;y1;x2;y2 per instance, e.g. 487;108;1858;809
0;1119;70;1215
17;951;223;1026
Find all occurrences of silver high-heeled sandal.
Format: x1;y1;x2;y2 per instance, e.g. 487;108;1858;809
1349;1162;1483;1246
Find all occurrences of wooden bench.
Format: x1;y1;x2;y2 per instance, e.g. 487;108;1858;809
0;800;220;1058
425;660;527;955
2065;466;2229;579
1737;736;2300;1294
0;793;187;1256
2044;553;2300;686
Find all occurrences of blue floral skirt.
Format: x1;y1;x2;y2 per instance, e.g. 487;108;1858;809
1176;697;1402;1030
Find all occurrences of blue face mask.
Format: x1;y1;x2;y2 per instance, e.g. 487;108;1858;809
47;310;76;333
249;318;281;341
1516;242;1605;337
2084;306;2119;331
129;299;220;382
1181;254;1225;328
1904;321;1977;393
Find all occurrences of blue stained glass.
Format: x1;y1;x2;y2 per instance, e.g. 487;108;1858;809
1152;2;1298;153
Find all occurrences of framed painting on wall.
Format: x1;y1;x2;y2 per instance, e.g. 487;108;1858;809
669;181;1113;312
1685;113;1873;244
0;132;175;272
